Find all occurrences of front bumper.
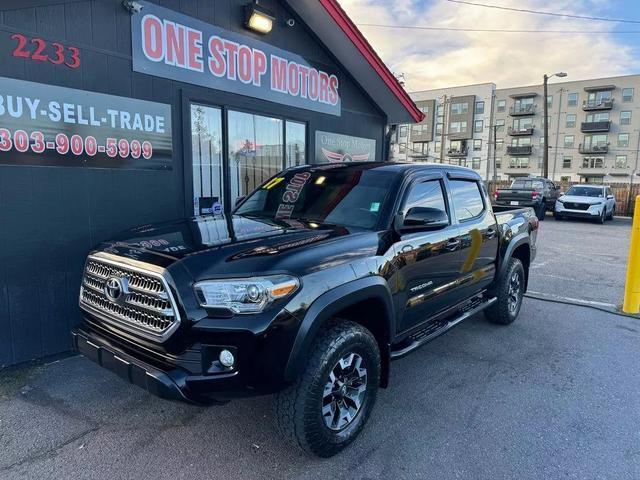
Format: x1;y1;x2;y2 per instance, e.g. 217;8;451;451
554;202;603;218
72;327;249;404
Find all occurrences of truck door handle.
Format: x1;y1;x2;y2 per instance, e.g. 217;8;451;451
444;239;460;251
486;228;496;239
401;244;414;253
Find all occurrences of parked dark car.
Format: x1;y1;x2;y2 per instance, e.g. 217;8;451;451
72;162;538;457
494;177;562;220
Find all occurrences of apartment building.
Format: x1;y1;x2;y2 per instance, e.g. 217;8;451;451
392;74;640;183
390;83;496;176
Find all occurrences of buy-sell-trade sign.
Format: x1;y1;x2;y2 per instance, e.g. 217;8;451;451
0;76;172;170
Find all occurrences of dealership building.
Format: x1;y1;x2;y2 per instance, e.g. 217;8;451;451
0;0;422;366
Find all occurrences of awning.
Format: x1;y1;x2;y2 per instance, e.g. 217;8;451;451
584;85;616;92
509;92;538;99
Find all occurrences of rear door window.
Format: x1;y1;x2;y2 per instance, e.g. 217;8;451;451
402;179;447;213
449;180;485;221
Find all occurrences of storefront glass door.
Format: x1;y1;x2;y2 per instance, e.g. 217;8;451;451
228;110;284;204
191;104;223;215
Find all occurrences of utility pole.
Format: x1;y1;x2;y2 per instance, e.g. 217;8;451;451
492;124;499;181
551;88;564;181
439;94;448;164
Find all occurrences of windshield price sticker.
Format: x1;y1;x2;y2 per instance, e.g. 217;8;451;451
0;76;172;170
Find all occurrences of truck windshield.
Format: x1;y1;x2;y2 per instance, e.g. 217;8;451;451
511;179;544;189
234;166;394;229
565;186;604;197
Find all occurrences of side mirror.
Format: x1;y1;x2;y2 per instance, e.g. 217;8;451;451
399;207;449;231
607;194;614;200
234;195;246;207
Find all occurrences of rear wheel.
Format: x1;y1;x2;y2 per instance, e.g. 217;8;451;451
536;201;546;221
485;258;525;325
553;212;562;221
274;321;380;457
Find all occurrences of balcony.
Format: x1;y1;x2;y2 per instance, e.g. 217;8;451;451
507;145;532;155
609;166;631;176
582;99;613;111
580;121;611;133
447;148;468;157
508;127;534;136
578;143;609;154
509;105;537;116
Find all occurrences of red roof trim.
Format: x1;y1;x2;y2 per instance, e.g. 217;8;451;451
319;0;424;123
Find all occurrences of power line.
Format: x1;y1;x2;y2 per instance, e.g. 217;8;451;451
446;0;640;24
356;23;640;34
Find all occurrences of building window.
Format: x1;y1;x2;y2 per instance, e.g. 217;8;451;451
399;125;408;138
285;121;306;167
399;143;406;154
547;95;553;107
509;157;529;168
622;88;634;102
473;139;482;150
191;104;224;215
512;117;533;131
450;121;467;133
476;101;485;114
434;141;441;153
562;156;572;168
567;93;578;106
228;109;284;204
539;136;545;146
511;137;531;146
564;135;574;148
616;155;628;168
566;114;576;128
497;99;506;112
495;157;502;169
437;104;444;115
436;123;443;135
561;176;571;182
620;111;632;125
582;157;604;169
472;157;481;169
451;102;469;115
496;138;504;149
496;119;505;130
474;120;483;133
585;112;610;122
583;134;608;149
618;133;630;147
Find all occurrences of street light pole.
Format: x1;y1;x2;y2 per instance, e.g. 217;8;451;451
542;71;567;178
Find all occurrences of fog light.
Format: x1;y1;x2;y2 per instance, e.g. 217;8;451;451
219;349;235;368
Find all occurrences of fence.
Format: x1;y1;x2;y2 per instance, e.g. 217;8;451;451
486;180;640;216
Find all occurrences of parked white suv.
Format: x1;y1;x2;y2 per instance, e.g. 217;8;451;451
554;185;616;224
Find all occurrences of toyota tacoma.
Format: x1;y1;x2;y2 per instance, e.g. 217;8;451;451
72;162;538;457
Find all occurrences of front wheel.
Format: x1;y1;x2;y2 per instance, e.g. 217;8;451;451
598;209;606;224
274;321;381;457
608;205;615;220
485;258;525;325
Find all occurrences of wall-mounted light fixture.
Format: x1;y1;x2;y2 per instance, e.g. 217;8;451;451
244;2;275;34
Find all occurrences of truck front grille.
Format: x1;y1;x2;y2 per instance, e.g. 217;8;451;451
79;255;180;341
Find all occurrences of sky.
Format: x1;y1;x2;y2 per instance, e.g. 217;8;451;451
337;0;640;92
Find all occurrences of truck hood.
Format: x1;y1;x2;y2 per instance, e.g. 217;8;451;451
97;214;385;280
559;195;604;205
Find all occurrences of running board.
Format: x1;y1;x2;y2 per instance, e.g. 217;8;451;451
390;296;497;360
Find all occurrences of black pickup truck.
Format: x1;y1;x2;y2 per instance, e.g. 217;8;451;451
73;162;538;457
494;176;561;220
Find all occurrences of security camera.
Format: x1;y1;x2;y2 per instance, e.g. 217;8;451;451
286;18;295;27
123;1;143;14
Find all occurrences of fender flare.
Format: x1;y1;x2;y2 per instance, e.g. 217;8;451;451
497;233;531;287
284;276;395;382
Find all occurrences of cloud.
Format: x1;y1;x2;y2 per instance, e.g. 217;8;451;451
338;0;640;91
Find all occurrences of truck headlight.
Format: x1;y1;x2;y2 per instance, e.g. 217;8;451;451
194;275;299;314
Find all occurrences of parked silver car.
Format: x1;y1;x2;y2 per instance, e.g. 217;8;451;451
554;185;616;224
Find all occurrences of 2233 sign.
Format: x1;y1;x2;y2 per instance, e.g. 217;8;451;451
11;33;80;69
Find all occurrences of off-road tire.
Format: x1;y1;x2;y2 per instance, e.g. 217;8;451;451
274;320;381;457
485;258;525;325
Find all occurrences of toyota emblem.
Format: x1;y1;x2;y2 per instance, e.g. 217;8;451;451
104;277;125;302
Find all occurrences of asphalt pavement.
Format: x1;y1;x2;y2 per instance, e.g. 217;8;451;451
1;215;638;480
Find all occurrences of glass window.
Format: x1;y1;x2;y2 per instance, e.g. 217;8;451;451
403;179;447;214
449;180;484;220
399;125;408;138
451;102;469;114
191;104;224;215
620;111;632;125
236;166;395;229
450;121;467;133
473;139;482;150
228;110;283;204
476;101;485;114
566;114;576;128
285;121;306;168
567;93;578;106
399;143;407;154
495;157;502;169
547;95;553;107
474;120;483;133
511;137;531;146
562;156;572;168
496;119;505;129
616;155;628;168
437;104;444;115
435;123;443;135
582;157;604;168
512;117;533;130
497;99;506;112
622;88;634;102
586;112;610;122
434;141;441;153
539;136;545;146
472;157;481;169
583;134;608;148
618;133;630;147
496;138;504;149
509;157;529;168
564;135;574;148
